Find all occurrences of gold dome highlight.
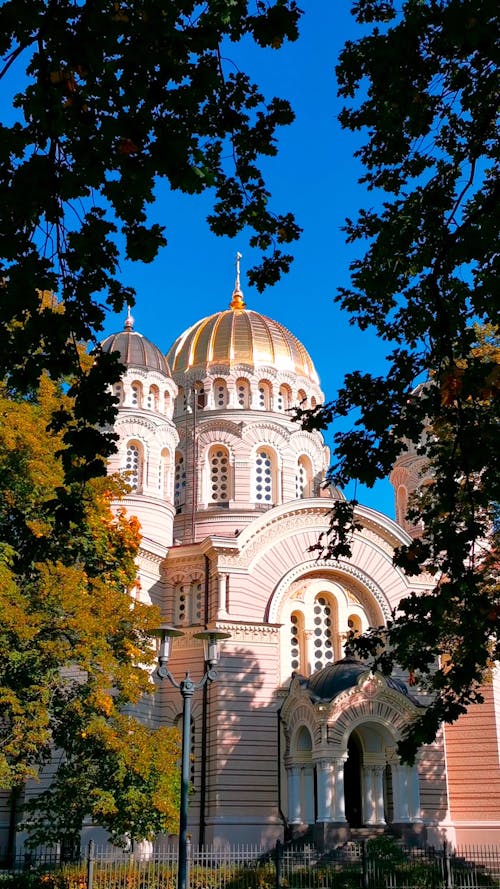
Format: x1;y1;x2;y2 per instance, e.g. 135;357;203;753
166;307;320;385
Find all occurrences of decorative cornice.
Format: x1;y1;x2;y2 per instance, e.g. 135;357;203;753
214;621;281;644
163;553;206;571
138;548;166;566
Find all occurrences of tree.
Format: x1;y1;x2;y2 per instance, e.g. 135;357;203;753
0;0;301;489
0;375;180;844
299;0;499;759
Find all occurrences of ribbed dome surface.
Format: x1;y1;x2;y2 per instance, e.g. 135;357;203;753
166;306;319;385
101;327;170;376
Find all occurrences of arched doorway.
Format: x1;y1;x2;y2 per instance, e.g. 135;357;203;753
344;732;363;827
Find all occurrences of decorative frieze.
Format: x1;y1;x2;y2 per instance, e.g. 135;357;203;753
215;622;280;645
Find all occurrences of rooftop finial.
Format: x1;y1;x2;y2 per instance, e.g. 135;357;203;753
124;304;134;331
229;251;246;310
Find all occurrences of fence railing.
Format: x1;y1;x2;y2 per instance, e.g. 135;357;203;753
1;839;500;889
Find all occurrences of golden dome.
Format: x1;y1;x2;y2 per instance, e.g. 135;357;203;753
166;297;320;385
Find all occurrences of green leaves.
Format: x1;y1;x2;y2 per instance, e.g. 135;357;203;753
0;0;302;488
0;378;182;841
305;0;500;759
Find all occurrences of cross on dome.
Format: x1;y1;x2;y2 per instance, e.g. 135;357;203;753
124;304;135;330
229;251;246;310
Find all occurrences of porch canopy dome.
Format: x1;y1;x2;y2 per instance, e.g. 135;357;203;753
305;656;418;703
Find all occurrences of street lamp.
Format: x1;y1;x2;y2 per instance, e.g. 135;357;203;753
154;623;230;889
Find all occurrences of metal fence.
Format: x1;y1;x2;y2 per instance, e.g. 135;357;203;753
1;840;500;889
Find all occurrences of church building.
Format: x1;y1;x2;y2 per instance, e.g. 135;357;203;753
96;265;500;850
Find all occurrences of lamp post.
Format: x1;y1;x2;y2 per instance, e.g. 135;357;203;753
154;624;230;889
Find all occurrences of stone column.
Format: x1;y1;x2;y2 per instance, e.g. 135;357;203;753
316;760;335;822
302;766;315;824
205;381;215;409
226;382;238;408
216;574;228;619
304;630;314;675
373;765;386;825
407;765;422;822
362;766;376;825
334;755;348;822
392;763;410;823
288;766;302;824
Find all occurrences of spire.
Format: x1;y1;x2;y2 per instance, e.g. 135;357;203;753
229;251;246;310
124;304;134;331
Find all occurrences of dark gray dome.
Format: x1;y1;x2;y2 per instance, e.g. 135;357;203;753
101;313;171;376
306;657;369;701
306;656;420;704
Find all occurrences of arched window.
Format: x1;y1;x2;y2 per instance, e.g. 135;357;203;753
175;581;203;626
208;446;231;504
277;385;291;412
296;726;313;754
174;451;186;510
258;380;271;410
254;448;276;505
131;381;143;408
290;611;305;674
296;455;313;499
163;390;171;415
195;382;206;410
124;440;143;492
159;448;170;498
312;594;337;670
310;396;317;409
297;389;307;408
175;387;187;416
146;385;159;411
214;379;228;408
113;382;123;405
236;378;250;408
347;614;362;636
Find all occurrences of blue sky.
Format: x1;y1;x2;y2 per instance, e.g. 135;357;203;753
3;3;395;516
99;4;395;516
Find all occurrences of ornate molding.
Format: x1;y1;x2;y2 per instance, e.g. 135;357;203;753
116;414;167;435
282;672;420;760
214;621;280;645
242;420;292;446
233;506;330;564
197;419;244;440
163;553;206;572
138;548;165;567
268;558;391;622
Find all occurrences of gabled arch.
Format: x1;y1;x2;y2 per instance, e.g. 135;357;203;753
268;559;391;625
326;685;419;756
